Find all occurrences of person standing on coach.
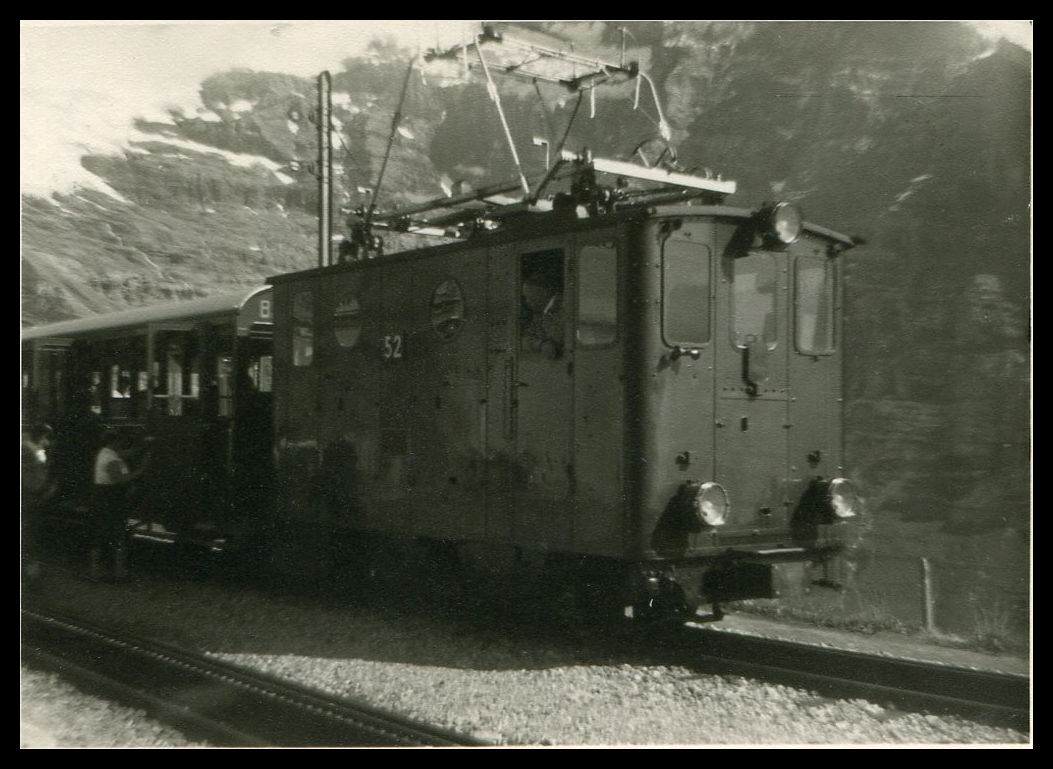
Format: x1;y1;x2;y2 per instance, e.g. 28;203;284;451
22;423;54;579
90;431;144;580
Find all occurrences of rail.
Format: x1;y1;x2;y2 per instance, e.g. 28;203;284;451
664;624;1030;732
21;609;488;747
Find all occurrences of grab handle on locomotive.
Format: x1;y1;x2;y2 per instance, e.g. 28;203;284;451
741;334;768;396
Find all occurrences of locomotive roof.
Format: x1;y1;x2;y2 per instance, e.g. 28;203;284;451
654;205;856;247
21;286;271;342
271;204;854;284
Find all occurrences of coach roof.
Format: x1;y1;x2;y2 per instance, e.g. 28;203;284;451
22;286;271;342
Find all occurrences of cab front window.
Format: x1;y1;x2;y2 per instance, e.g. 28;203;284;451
795;255;835;354
731;253;778;350
662;236;711;346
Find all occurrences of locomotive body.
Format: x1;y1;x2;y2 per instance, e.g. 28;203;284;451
269;204;858;616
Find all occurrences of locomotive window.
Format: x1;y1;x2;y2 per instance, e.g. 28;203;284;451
662;237;711;346
576;243;617;347
333;295;363;348
292;290;314;366
731;253;778;350
795;255;836;355
520;249;565;357
431;280;466;342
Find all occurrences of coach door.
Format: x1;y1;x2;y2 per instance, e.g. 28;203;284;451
714;249;790;530
230;332;273;519
144;320;207;531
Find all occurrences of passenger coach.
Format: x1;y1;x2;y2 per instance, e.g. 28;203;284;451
21;287;274;550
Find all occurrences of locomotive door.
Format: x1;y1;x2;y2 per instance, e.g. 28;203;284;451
571;234;623;553
484;244;518;542
412;248;487;540
513;241;574;549
714;250;790;530
786;251;842;490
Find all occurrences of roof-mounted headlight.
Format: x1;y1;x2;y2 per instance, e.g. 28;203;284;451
758;201;803;246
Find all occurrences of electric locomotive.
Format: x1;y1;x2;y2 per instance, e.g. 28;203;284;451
267;148;862;620
263;29;862;620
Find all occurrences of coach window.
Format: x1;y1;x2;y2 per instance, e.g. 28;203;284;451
333;294;363;348
577;243;617;347
217;355;235;417
90;370;104;415
731;253;778;350
293;290;314;366
245;354;273;392
152;333;200;416
431;280;465;341
108;337;145;420
166;343;185;415
662;237;711;346
795;255;836;355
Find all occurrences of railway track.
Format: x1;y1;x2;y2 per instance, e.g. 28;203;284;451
20;609;488;747
663;623;1030;731
22;562;1029;743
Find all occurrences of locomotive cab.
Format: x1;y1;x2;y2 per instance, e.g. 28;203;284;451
623;205;860;618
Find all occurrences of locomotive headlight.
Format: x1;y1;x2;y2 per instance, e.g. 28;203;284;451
828;478;862;519
759;201;803;246
696;482;729;527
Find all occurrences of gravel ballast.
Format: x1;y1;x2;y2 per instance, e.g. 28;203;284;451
21;566;1029;747
20;667;207;748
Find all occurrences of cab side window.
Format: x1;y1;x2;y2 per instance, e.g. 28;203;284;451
577;242;617;347
662;237;711;346
520;249;565;358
